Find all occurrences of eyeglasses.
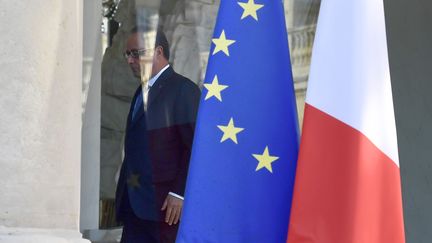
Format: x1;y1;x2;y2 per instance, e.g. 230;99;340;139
124;48;153;59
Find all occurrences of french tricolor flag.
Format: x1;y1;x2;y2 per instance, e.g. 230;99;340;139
287;0;405;242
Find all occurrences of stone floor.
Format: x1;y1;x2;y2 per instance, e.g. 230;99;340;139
0;226;90;243
83;228;122;243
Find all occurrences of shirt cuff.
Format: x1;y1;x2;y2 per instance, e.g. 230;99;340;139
168;192;184;200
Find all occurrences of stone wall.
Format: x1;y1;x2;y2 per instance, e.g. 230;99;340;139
160;0;220;86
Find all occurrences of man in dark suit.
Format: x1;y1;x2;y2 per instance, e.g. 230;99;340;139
115;28;200;243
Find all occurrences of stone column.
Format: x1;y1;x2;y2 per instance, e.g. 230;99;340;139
385;0;432;242
288;0;321;127
285;0;295;30
0;0;89;242
81;0;102;234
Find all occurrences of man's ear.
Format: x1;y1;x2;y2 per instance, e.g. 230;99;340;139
156;46;163;57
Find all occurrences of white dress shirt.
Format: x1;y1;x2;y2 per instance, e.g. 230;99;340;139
143;64;170;106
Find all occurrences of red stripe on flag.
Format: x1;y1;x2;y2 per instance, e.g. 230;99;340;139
287;104;405;243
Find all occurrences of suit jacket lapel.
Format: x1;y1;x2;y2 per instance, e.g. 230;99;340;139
129;67;174;129
147;66;174;109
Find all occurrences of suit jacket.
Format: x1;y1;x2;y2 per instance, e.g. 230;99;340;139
116;67;201;222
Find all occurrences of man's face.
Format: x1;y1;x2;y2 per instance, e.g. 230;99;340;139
125;33;148;79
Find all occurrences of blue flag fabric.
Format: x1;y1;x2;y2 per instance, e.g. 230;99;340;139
177;1;299;242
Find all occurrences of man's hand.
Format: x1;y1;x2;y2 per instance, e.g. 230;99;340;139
161;194;183;225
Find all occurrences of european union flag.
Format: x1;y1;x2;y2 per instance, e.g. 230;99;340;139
177;0;299;242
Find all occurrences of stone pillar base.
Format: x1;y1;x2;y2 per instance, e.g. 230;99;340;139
0;227;90;243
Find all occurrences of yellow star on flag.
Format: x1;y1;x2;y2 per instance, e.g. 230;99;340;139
238;0;264;21
204;75;229;101
217;118;245;144
253;146;279;173
212;30;236;56
127;173;141;189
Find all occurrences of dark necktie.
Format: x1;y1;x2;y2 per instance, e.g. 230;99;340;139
132;89;143;121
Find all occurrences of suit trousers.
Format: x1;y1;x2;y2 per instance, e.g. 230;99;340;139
119;191;179;243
